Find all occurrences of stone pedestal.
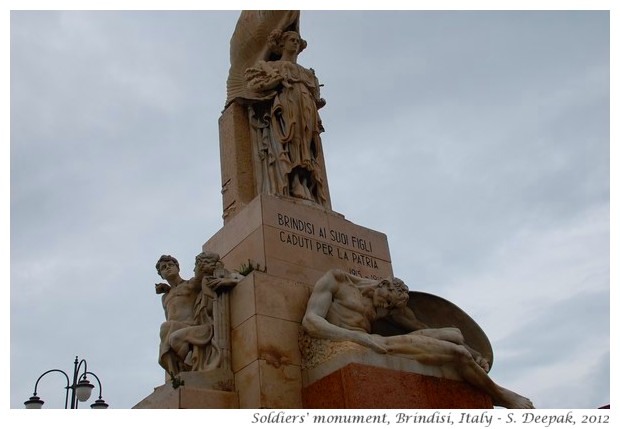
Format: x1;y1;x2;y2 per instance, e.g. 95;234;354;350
205;193;393;284
203;194;393;408
133;384;239;409
299;336;493;409
302;363;493;409
133;370;239;409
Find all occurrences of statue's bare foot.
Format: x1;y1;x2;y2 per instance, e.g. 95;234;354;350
495;386;535;409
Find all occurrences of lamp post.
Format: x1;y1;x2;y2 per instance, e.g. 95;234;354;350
24;356;109;409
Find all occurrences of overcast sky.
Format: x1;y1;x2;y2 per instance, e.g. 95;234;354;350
7;3;613;417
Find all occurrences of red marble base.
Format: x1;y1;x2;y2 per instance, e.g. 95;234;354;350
302;363;493;409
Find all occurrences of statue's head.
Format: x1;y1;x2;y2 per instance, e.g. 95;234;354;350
195;251;221;275
268;29;307;56
373;278;409;310
156;255;179;277
392;278;410;306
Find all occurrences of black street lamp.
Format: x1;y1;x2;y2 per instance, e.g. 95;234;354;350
24;356;109;409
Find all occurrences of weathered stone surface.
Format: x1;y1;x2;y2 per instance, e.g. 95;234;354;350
299;333;461;387
133;382;239;409
219;102;255;221
230;273;310;348
231;315;258;373
205;194;393;283
230;312;308;374
234;359;302;409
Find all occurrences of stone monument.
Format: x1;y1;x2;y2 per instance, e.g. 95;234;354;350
134;10;533;409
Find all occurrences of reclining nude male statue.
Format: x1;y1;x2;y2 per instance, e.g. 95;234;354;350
301;269;534;409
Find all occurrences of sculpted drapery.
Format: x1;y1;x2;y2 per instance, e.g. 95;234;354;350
226;11;329;208
155;253;241;377
155;254;221;377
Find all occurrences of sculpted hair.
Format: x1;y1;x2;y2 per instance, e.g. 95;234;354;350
268;29;307;56
393;278;408;293
392;278;410;308
372;278;409;309
156;255;179;276
195;251;220;264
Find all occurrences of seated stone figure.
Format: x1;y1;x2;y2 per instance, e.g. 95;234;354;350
155;252;240;377
301;269;534;409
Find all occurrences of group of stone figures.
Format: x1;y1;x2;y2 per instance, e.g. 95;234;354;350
153;10;533;409
154;254;534;409
155;252;242;376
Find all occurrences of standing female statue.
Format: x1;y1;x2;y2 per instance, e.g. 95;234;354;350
244;29;328;204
